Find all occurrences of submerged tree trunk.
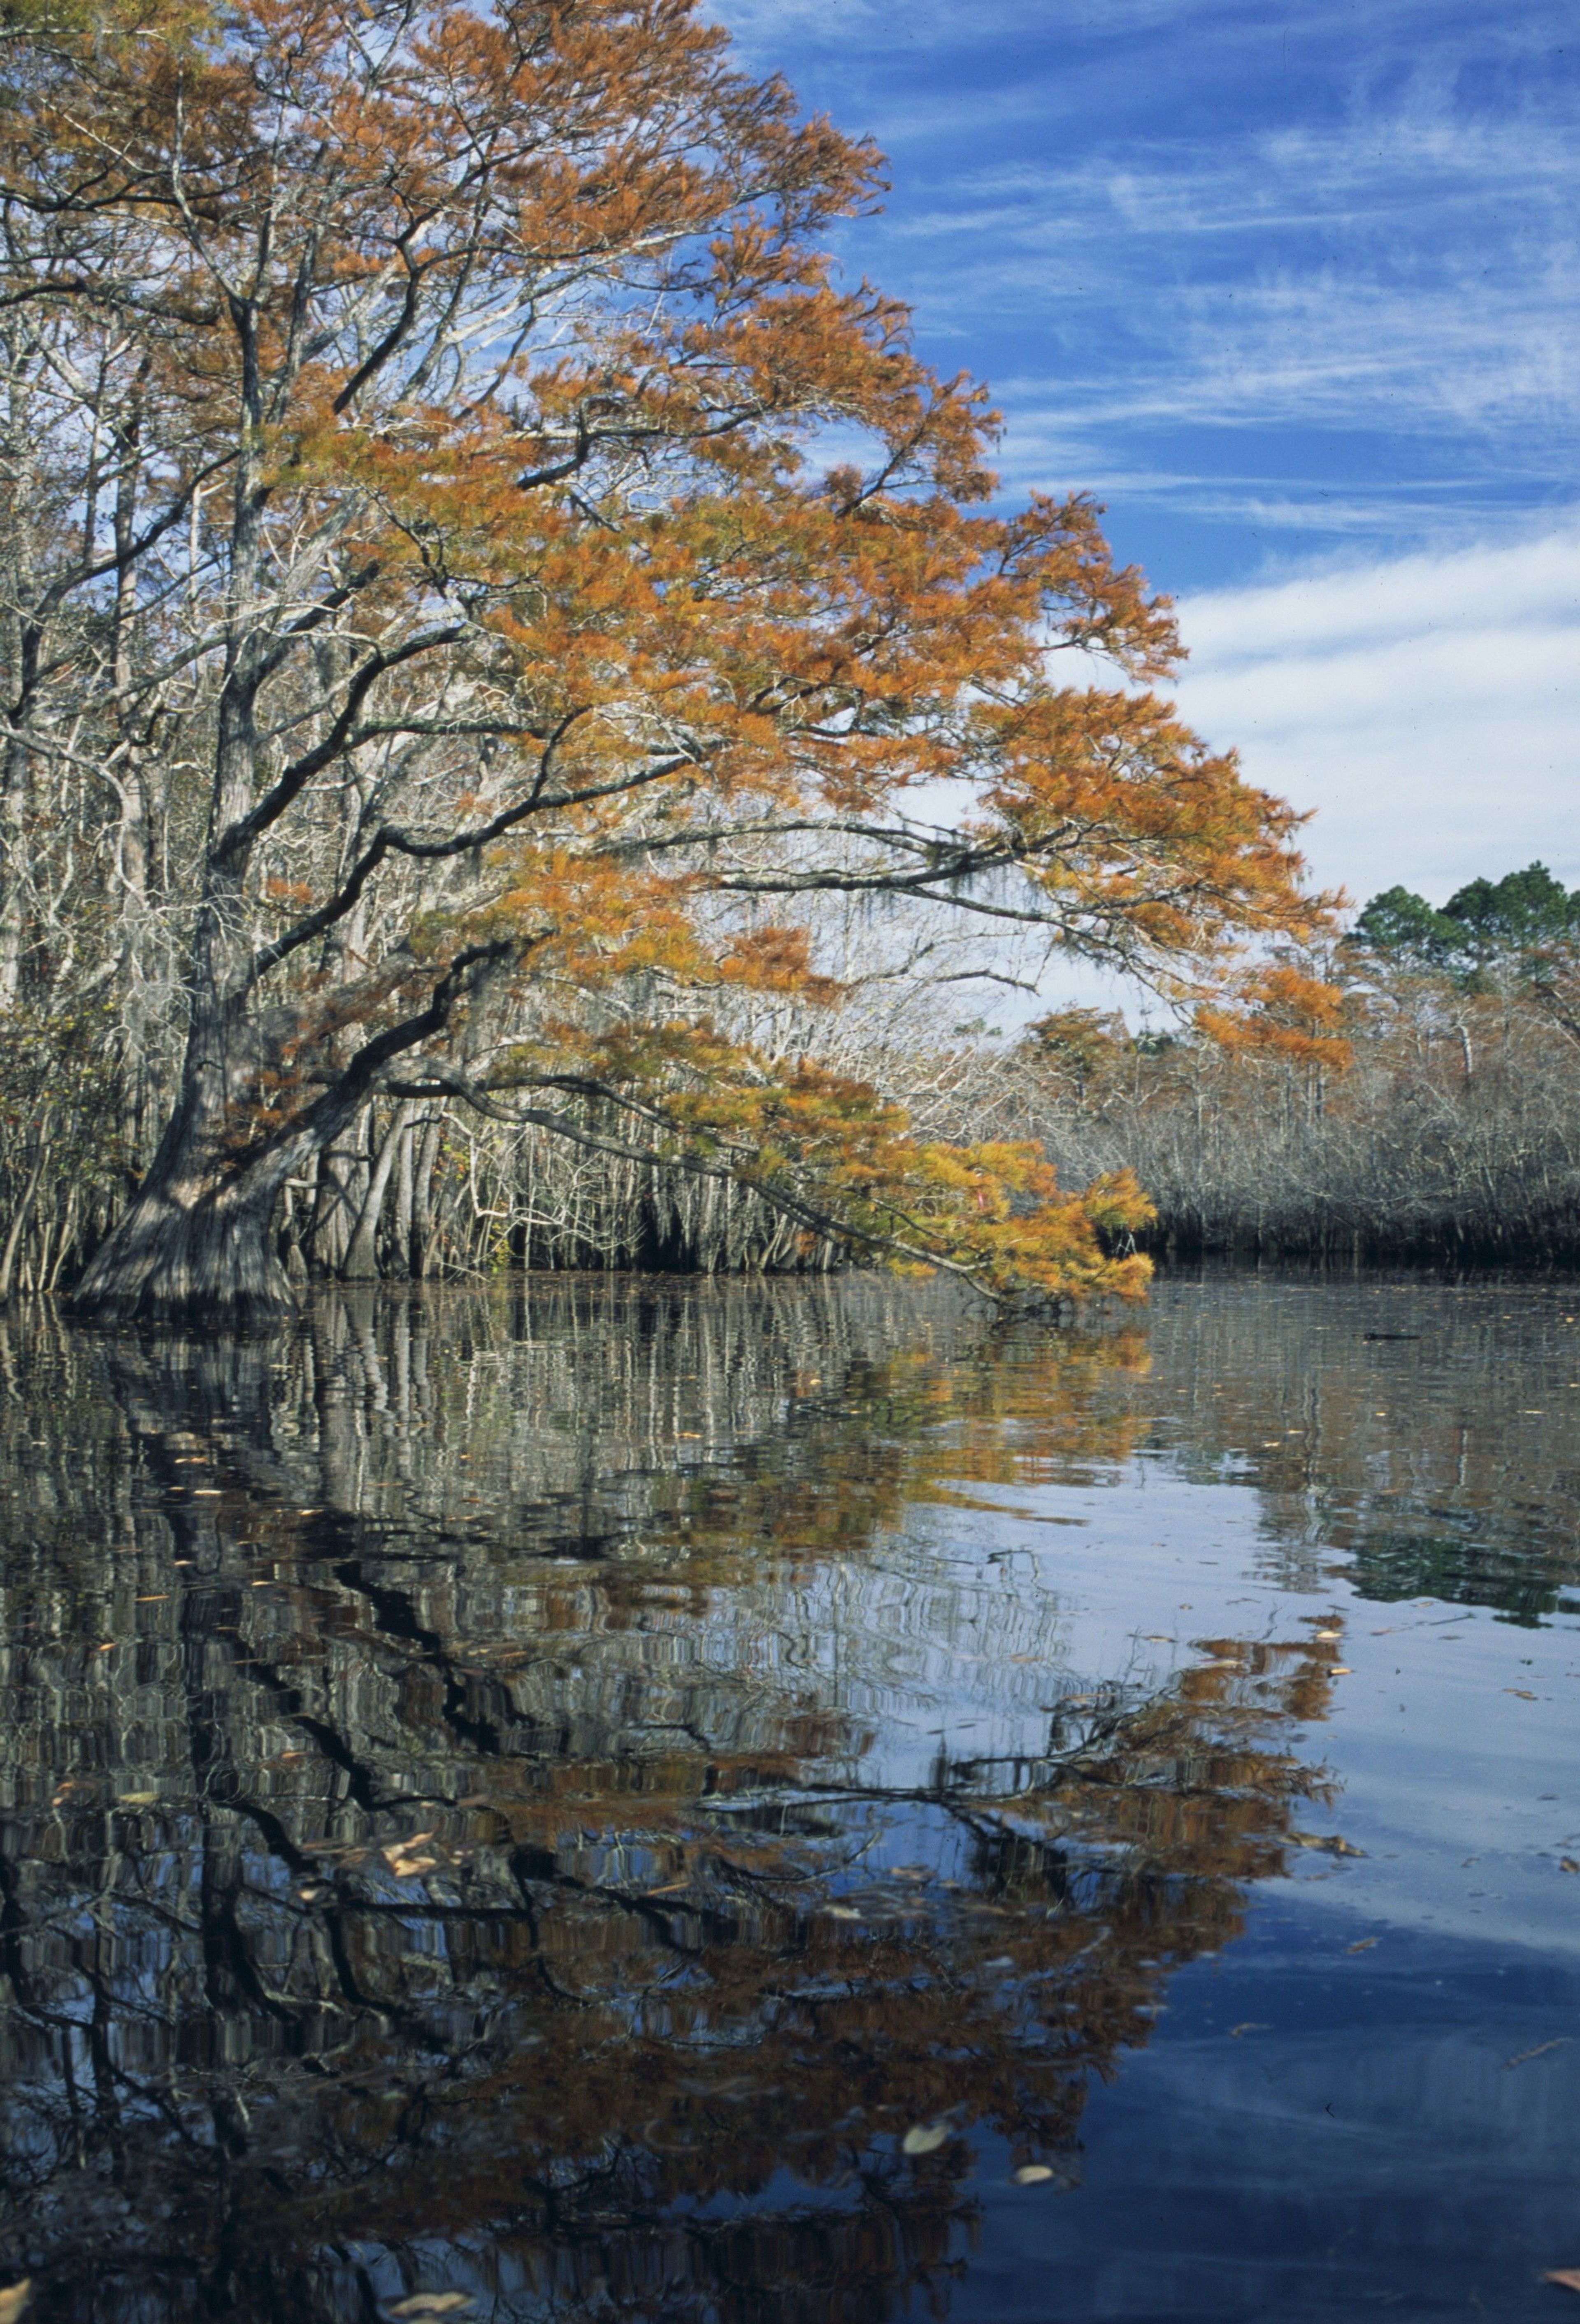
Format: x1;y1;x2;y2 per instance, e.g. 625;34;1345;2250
411;1111;445;1279
0;1118;50;1303
342;1100;414;1279
69;1109;297;1323
70;934;502;1322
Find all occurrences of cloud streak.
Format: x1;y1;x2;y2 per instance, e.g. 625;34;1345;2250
1172;523;1580;905
709;0;1580;562
704;0;1580;927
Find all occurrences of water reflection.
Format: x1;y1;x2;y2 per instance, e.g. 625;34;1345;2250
1136;1274;1580;1623
0;1282;1338;2323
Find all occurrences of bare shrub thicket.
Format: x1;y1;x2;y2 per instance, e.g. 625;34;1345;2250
924;970;1580;1266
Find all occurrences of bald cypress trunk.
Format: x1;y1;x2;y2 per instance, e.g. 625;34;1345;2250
71;397;308;1325
70;1088;295;1325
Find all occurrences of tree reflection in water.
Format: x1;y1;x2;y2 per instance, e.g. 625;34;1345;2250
0;1282;1337;2322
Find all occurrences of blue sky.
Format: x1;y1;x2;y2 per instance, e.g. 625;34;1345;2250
710;0;1580;920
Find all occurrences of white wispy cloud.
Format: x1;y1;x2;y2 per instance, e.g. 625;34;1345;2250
886;114;1580;522
1171;523;1580;906
874;524;1580;1027
706;0;1580;550
702;0;1580;971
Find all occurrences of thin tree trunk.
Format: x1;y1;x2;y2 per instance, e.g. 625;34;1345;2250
47;1185;79;1294
282;1181;309;1281
393;1113;416;1276
33;1204;56;1296
412;1112;444;1279
112;372;154;1170
0;1126;50;1302
342;1100;414;1278
311;1136;362;1275
0;347;37;1014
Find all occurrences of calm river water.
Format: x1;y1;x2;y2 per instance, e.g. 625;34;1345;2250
0;1270;1578;2322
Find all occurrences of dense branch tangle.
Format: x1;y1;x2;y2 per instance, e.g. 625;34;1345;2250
0;0;1322;1318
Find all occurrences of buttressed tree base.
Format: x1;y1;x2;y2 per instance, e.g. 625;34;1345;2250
0;0;1326;1320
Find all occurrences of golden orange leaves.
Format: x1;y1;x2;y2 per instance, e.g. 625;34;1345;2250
502;1017;1154;1306
1196;964;1352;1073
0;0;1329;1310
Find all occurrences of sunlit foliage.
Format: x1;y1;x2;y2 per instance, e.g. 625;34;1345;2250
0;0;1324;1313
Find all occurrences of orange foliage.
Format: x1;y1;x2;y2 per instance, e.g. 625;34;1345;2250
5;0;1331;1309
1196;964;1352;1073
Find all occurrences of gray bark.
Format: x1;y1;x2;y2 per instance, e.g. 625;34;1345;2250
342;1100;415;1278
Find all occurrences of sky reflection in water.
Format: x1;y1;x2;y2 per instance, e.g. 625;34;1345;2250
0;1271;1577;2322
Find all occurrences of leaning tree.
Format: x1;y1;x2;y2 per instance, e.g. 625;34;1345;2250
0;0;1324;1319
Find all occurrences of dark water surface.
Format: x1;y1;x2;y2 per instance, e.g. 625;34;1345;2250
1;1270;1578;2322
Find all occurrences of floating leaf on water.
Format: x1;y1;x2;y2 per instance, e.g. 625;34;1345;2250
1313;1630;1343;1641
386;2296;474;2319
1011;2164;1055;2185
1229;2022;1270;2038
1505;2037;1571;2069
115;1792;158;1807
1289;1831;1366;1858
902;2122;951;2156
1505;1689;1538;1701
381;1834;434;1867
1543;2271;1580;2294
1560;1858;1580;1875
1345;1937;1378;1953
0;2280;31;2323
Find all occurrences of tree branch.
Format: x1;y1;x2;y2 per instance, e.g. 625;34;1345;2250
211;623;465;865
381;1062;1006;1301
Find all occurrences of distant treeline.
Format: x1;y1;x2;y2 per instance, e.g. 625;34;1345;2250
979;862;1580;1267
